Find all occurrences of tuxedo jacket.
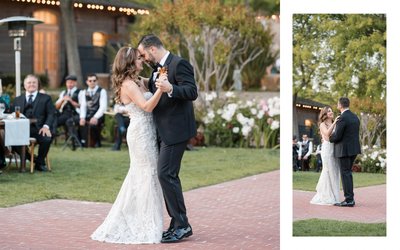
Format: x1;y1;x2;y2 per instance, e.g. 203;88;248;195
329;109;361;158
13;93;56;133
149;53;198;145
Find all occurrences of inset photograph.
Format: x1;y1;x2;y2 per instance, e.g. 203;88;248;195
292;14;386;236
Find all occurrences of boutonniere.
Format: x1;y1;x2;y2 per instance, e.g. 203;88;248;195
158;66;168;75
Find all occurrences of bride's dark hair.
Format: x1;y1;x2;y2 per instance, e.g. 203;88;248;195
111;47;141;104
318;106;332;127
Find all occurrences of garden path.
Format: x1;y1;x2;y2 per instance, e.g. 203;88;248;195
293;184;386;223
0;170;279;249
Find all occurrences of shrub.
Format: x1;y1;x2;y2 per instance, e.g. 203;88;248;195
357;145;386;174
195;91;280;148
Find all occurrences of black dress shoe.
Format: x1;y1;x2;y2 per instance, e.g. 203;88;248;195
161;225;193;243
35;164;48;172
162;227;175;238
334;200;355;207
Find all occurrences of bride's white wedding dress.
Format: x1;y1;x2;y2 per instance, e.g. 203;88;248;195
91;92;163;244
310;140;341;205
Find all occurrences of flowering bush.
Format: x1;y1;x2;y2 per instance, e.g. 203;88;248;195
195;91;280;148
356;145;386;174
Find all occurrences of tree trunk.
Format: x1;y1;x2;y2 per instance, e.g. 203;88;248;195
292;93;299;137
60;0;83;88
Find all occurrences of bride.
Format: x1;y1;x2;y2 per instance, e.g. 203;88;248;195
310;106;341;205
91;47;165;244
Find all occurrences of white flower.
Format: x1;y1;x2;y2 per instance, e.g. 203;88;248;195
207;110;215;119
205;92;217;102
225;91;235;98
203;116;211;124
251;108;257;115
257;110;265;119
232;127;239;133
217;109;223;115
242;125;252;137
249;118;255;127
245;100;254;107
271;120;280;130
370;151;379;160
267;97;280;116
221;103;237;122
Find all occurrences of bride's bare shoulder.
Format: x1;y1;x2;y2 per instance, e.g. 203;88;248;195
122;79;135;87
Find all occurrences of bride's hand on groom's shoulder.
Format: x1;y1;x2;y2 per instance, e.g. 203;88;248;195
334;116;340;124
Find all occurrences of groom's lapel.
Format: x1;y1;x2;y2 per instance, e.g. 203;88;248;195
164;53;173;67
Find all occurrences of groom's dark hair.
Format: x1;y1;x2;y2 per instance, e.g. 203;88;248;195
138;34;164;49
339;97;350;108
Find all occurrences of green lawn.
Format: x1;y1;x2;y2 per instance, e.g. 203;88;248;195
293;219;386;236
0;145;279;207
293;171;386;191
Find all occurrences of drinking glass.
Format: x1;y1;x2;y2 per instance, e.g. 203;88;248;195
15;106;20;119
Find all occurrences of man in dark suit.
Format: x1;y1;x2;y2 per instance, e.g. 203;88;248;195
329;97;361;207
138;34;198;243
12;74;56;171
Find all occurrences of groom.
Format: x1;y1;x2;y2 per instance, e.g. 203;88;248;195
329;97;361;207
138;34;198;243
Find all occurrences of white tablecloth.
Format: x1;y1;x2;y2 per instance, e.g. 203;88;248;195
4;119;30;146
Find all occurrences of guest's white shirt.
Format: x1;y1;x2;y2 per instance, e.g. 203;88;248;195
298;140;313;157
79;85;107;119
55;87;78;105
25;91;38;103
55;87;80;114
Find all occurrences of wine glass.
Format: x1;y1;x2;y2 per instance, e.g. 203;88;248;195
0;103;5;117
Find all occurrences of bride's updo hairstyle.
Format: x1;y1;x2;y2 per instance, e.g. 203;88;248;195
111;47;140;104
318;106;332;127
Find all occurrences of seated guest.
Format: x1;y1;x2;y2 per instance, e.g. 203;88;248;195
55;75;82;146
12;74;56;171
112;103;130;151
79;73;107;147
0;82;10;169
0;83;10;113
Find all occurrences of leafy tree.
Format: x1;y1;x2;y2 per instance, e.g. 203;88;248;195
293;14;385;102
292;14;386;135
132;0;276;94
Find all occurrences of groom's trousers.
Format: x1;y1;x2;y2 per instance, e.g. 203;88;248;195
339;155;356;202
157;140;189;229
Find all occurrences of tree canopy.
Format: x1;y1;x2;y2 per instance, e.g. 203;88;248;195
131;0;277;93
292;14;386;114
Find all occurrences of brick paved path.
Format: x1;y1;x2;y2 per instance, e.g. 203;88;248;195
0;170;279;249
293;184;386;223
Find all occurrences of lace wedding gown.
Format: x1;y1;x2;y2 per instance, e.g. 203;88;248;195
91;92;163;244
310;141;341;205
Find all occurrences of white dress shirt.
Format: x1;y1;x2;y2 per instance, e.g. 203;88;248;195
25;91;38;103
79;85;107;119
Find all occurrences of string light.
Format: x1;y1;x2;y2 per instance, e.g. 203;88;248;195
9;0;150;15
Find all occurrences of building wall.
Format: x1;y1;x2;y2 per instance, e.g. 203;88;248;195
296;107;320;140
0;2;40;76
0;1;132;88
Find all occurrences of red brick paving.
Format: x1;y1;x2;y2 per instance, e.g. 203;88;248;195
293;184;386;223
0;170;279;249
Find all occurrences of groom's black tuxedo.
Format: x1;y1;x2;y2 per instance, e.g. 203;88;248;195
149;52;198;230
149;53;197;145
329;109;361;202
